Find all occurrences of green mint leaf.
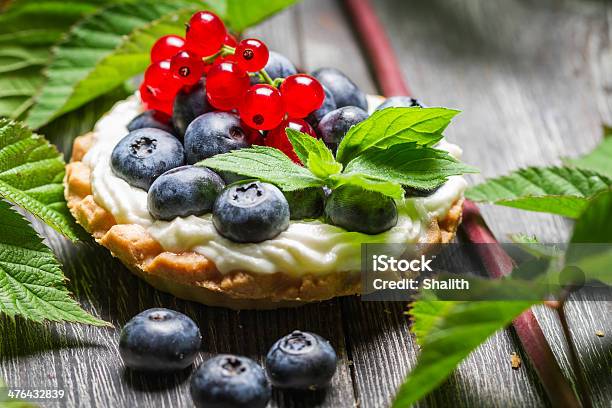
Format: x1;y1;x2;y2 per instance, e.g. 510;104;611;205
328;173;404;199
198;146;324;191
565;125;612;178
393;296;535;407
25;0;191;128
0;0;106;119
286;128;342;178
343;142;477;190
335;107;459;164
466;167;611;218
0;200;109;326
0;119;83;241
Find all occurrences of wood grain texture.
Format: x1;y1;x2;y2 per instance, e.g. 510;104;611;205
1;0;611;407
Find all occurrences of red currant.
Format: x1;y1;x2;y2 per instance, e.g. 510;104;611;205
139;83;173;115
150;35;185;63
280;74;325;118
265;119;317;163
224;33;238;47
243;122;265;145
143;60;181;100
185;11;226;57
170;50;204;86
235;38;269;72
239;84;285;130
206;61;250;111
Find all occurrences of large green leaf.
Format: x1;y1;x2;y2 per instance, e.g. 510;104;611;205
335;107;458;164
0;119;82;241
566;126;612;178
24;0;188;129
466;167;611;218
571;189;612;244
343;142;477;190
220;0;300;32
0;0;110;119
198;145;324;191
24;0;301;129
0;200;108;325
393;297;534;407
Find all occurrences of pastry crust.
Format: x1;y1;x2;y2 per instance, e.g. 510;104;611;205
65;133;463;309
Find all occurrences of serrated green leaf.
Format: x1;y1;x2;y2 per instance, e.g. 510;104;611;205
0;119;82;241
393;298;534;407
571;189;612;244
198;146;324;191
0;0;111;119
23;0;301;128
328;173;404;199
565;126;612;178
24;0;190;128
221;0;300;32
466;167;611;218
335;107;458;164
286;128;342;178
343;143;477;190
0;200;108;326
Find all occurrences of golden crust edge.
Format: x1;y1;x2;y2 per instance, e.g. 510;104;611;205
65;133;463;309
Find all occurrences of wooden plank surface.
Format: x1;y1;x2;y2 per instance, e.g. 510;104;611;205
1;0;611;407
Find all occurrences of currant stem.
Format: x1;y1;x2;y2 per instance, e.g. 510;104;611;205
557;297;593;408
259;69;275;86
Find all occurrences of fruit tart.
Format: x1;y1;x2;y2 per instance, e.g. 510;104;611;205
64;11;473;309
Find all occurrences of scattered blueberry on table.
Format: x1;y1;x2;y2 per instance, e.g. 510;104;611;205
266;330;338;390
190;354;271;408
119;308;201;372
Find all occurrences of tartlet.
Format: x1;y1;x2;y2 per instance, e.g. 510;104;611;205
64;97;464;310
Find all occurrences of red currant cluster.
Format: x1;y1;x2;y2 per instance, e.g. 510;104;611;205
140;10;325;162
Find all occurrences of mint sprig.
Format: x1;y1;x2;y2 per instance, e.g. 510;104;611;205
335;107;459;164
199;108;476;199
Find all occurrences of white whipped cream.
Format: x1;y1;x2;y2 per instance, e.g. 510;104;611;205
83;96;467;275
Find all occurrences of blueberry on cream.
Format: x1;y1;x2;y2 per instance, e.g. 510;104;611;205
110;128;184;191
213;181;290;243
147;165;225;221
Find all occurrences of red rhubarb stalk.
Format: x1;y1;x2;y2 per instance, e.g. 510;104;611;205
344;0;581;406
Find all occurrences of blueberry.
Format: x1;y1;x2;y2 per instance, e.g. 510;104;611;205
317;106;369;152
311;67;368;111
403;185;441;198
251;51;297;84
119;308;201;372
190;354;271;408
173;81;211;137
265;330;337;390
184;112;251;164
127;110;174;134
213;181;290;243
284;188;325;219
148;165;225;220
306;84;337;128
111;128;184;190
324;185;398;234
375;96;425;111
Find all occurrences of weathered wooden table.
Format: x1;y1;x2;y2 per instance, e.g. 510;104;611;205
1;0;610;406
